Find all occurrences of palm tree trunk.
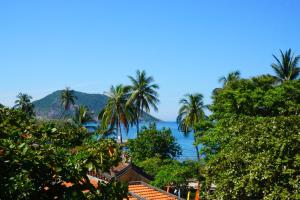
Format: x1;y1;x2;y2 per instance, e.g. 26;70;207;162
136;108;140;135
118;121;122;144
194;134;200;161
195;145;200;161
136;118;140;135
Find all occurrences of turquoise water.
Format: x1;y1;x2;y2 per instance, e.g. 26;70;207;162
85;122;198;161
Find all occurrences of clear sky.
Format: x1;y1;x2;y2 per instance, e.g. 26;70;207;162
0;0;299;121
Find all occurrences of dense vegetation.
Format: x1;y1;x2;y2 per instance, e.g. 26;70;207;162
198;53;300;199
2;49;300;199
127;124;199;197
0;107;127;200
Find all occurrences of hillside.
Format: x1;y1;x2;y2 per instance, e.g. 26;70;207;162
33;90;160;122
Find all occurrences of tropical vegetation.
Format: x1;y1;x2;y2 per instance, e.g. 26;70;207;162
98;85;135;143
0;107;127;200
127;70;160;134
271;48;300;82
14;93;35;117
1;48;300;199
61;87;77;116
177;93;206;161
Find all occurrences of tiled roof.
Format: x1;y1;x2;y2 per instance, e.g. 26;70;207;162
64;176;181;200
129;182;182;200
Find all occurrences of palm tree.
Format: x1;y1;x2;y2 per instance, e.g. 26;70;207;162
177;93;206;161
218;70;241;86
73;105;94;125
127;70;159;134
14;93;35;117
60;87;77;117
99;84;135;143
271;49;300;82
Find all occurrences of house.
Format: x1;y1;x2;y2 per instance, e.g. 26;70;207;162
88;162;152;183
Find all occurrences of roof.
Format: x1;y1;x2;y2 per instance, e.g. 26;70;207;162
88;162;152;183
129;181;184;200
112;162;153;182
63;176;182;200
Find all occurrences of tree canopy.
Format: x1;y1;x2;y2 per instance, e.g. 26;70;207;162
201;76;300;199
0;107;127;200
127;124;182;162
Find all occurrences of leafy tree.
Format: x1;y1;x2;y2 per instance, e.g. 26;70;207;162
271;48;300;82
14;93;35;117
0;107;127;199
204;76;300;199
177;93;206;161
134;157;175;177
210;76;300;120
127;124;182;163
73;105;94;125
127;70;160;134
205;116;300;200
61;87;77;114
151;161;196;188
99;85;135;143
151;160;201;198
218;70;241;86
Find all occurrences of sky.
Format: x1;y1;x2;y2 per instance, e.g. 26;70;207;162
0;0;299;121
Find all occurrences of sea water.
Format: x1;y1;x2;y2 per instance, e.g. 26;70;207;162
85;121;198;161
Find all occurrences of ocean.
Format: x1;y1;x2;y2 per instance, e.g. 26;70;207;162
85;121;198;161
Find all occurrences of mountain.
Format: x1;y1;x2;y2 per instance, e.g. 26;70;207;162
33;90;160;122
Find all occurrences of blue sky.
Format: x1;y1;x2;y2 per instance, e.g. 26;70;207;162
0;0;299;121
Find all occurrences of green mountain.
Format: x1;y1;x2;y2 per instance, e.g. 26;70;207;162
33;90;160;122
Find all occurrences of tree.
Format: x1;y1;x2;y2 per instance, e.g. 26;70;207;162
61;87;77;115
204;76;300;199
210;76;300;120
177;93;206;161
127;124;182;163
73;105;94;125
205;116;300;199
14;93;35;117
218;70;241;86
0;107;128;199
271;48;300;82
99;85;134;143
127;70;160;134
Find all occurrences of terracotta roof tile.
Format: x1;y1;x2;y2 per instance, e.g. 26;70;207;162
129;182;178;200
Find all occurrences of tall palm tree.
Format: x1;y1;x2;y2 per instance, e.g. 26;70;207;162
14;93;35;117
218;70;241;86
73;105;94;125
99;84;135;143
177;93;206;161
271;49;300;82
60;87;77;117
127;70;159;134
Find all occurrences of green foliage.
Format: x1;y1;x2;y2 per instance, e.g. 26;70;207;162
177;93;206;160
218;70;241;86
0;107;127;200
127;70;160;133
98;84;136;143
135;157;175;177
205;75;300;199
271;48;300;82
205;116;300;199
127;124;182;162
61;87;77;113
73;105;94;125
14;93;35;117
151;161;196;188
210;76;300;120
